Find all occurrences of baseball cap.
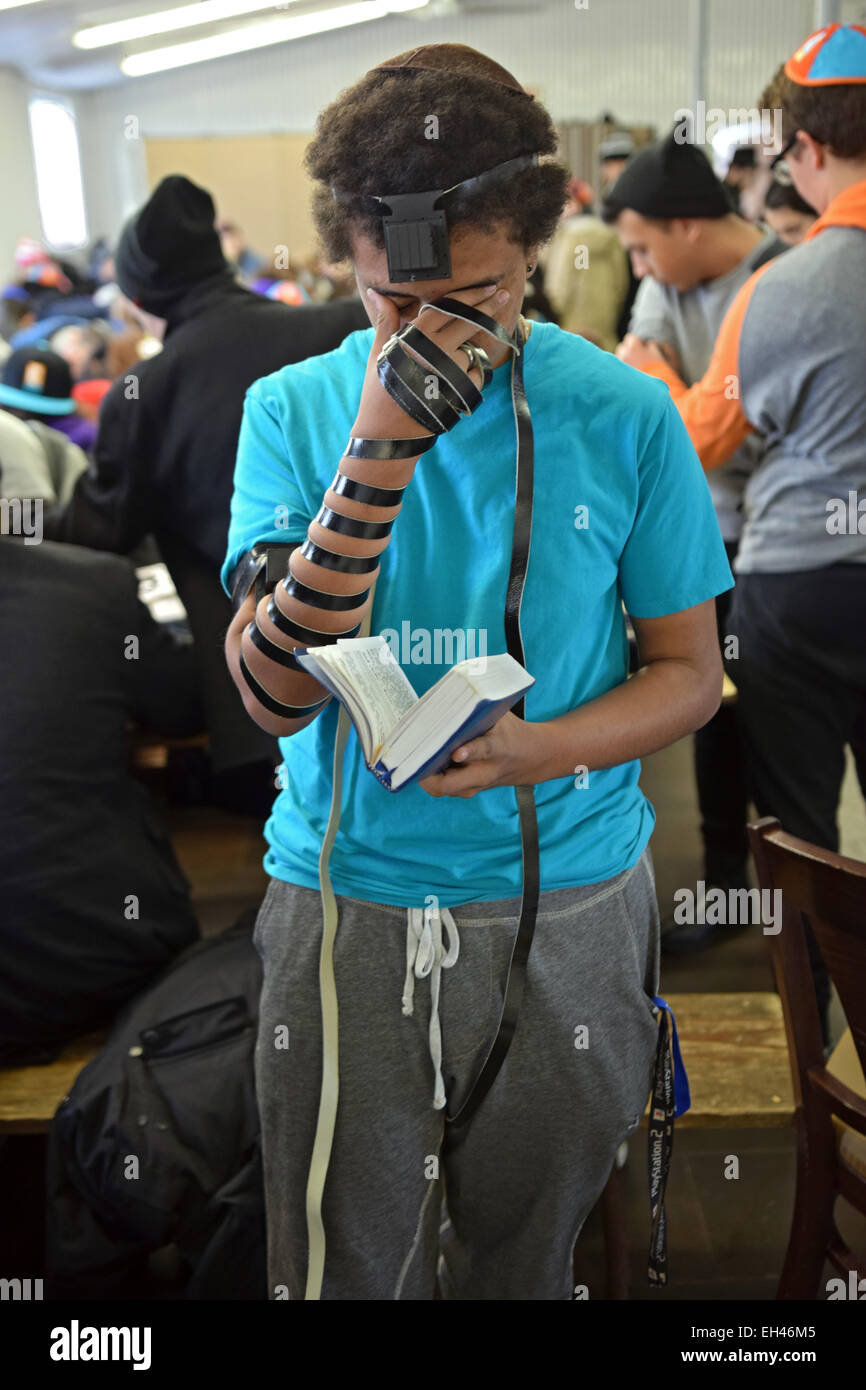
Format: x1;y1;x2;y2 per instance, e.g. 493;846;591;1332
0;348;76;417
598;131;635;162
785;22;866;85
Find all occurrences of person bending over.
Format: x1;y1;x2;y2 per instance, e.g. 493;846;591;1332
222;42;732;1301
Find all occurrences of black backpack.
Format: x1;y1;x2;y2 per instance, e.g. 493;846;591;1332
45;917;265;1300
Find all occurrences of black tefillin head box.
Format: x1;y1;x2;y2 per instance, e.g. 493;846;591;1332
377;192;452;282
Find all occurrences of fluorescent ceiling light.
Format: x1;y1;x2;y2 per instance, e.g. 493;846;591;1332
121;0;428;76
74;1;299;51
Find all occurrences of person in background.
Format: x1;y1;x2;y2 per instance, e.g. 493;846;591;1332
0;399;87;507
723;145;759;216
0;285;36;356
598;129;642;337
248;270;310;306
50;322;111;382
597;129;636;195
606;132;788;951
615;21;866;1044
0;412;201;1064
218;220;266;280
0;347;98;453
543;206;630;349
762;177;819;245
43;174;370;818
543;167;631;350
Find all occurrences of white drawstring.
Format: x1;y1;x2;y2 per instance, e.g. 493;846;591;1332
402;900;460;1109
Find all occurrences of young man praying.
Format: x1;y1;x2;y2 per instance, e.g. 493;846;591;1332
222;43;732;1301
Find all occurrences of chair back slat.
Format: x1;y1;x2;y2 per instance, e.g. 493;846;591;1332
748;818;866;1101
748;816;866;1297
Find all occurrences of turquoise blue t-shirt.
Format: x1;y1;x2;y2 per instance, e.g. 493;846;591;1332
222;320;733;906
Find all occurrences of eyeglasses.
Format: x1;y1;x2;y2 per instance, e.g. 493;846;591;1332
770;133;799;186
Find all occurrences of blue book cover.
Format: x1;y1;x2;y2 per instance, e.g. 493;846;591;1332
294;640;533;792
370;693;530;790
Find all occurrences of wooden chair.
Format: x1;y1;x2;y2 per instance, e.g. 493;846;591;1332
748;815;866;1299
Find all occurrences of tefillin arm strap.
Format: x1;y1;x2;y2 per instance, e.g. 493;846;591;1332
429;299;541;1138
299;299;540;1302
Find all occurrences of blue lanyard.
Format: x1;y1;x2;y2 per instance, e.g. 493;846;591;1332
646;995;691;1284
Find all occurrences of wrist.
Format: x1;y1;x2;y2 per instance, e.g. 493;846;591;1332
526;718;579;783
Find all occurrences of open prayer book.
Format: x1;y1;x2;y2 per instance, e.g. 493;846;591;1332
293;635;534;791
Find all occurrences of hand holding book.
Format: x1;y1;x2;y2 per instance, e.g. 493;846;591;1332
294;635;534;792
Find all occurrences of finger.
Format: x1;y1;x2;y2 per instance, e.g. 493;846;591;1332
410;281;497;338
367;287;401;353
430;301;512;361
450;735;488;764
418;774;445;797
415;280;504;334
424;761;496;796
418;286;511;352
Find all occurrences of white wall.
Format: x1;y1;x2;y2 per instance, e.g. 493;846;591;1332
0;66;43;278
74;0;818;244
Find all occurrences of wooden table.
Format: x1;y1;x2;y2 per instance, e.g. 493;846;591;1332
0;1031;108;1134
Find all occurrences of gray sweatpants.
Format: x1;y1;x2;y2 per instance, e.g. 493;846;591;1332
253;846;662;1300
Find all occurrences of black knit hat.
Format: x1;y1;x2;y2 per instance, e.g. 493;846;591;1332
115;174;229;315
601;129;733;222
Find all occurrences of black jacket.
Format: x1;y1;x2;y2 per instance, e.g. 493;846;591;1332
0;540;201;1065
45;919;264;1300
43;278;369;774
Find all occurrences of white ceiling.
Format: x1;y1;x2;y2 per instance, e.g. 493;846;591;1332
0;0;541;91
1;1;149;89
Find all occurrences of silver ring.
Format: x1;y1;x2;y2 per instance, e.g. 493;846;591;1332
460;343;479;373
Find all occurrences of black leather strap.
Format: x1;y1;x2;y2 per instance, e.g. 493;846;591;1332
395;324;483;415
381;336;470;420
230;542;298;616
267;595;361;646
238;652;330;720
427;298;515;350
246;617;307;672
376;345;463;433
445;330;539;1136
330;472;406;507
300;539;378;575
344;434;437;459
314;506;394;541
282;573;371;612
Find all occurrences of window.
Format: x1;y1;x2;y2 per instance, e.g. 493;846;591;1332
28;98;88;250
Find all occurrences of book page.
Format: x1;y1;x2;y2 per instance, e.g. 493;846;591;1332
333;639;418;756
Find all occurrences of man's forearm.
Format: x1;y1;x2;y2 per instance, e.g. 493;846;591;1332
237;445;425;724
530;656;722;782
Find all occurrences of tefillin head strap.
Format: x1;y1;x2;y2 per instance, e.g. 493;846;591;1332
330;154;539;283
